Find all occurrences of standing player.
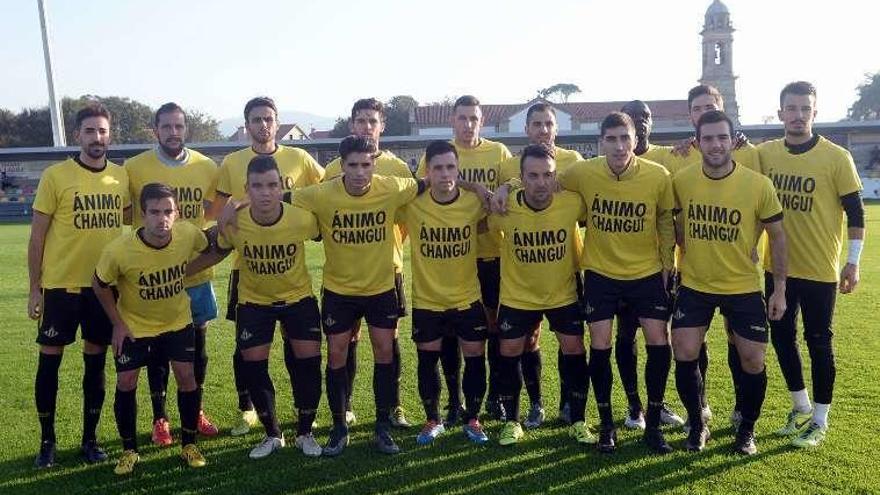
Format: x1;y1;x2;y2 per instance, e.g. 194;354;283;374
759;81;865;448
323;98;413;428
397;140;489;445
417;95;512;422
216;96;325;435
558;112;676;454
125;102;220;446
92;183;210;474
189;156;324;458
489;144;591;447
28;104;129;468
672;110;787;455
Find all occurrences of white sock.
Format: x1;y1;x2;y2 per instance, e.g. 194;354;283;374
813;403;830;428
790;389;811;413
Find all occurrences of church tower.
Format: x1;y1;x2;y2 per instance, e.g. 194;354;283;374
700;0;740;123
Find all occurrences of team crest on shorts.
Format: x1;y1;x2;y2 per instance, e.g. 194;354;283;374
673;309;685;320
499;320;512;332
117;354;131;365
240;329;253;341
43;326;58;338
324;314;336;327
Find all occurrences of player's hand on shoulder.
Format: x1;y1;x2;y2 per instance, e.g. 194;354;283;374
839;263;860;294
672;137;695;157
218;199;242;234
491;184;510;215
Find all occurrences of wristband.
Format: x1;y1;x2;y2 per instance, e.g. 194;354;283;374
846;239;863;265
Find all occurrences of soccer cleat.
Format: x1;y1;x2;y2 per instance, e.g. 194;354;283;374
81;440;108;464
231;409;259;436
322;426;350;457
523;403;546;430
643;428;673;455
660;403;686;427
792;422;827;448
374;424;401;454
730;410;743;431
181;444;207;468
499;421;524;446
34;440;56;469
389;406;412;428
295;433;322;457
775;409;812;436
416;420;446;445
444;404;465;427
152;418;174;447
197;410;219;437
683;407;714;435
624;406;646;430
345;409;357;426
249;435;285;460
686;424;711;452
733;429;757;455
597;426;617;454
463;419;489;444
558;402;572;425
113;450;139;475
568;421;597;445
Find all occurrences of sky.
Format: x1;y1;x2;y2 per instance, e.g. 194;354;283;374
1;0;877;128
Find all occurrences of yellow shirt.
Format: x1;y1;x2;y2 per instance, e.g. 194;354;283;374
417;138;512;258
639;144;677;173
126;148;218;287
666;141;761;176
217;145;325;202
32;158;129;289
293;175;420;296
397;190;484;311
498;145;583;184
217;203;319;305
95;223;208;338
489;190;586;310
759;137;863;282
674;163;783;295
559;156;675;279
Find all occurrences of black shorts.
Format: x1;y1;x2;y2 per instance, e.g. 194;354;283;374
671;286;768;343
114;326;195;372
395;272;408;317
236;297;322;349
477;258;500;312
411;302;488;343
583;271;670;324
225;269;240;321
497;303;583;339
37;287;114;347
321;288;399;335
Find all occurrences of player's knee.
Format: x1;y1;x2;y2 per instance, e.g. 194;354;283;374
116;372;139;391
40;344;64;356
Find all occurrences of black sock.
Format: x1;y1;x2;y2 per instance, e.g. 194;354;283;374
645;344;672;429
417;349;442;422
557;349;568;409
283;341;297;399
498;354;522;421
675;359;703;432
114;388;138;451
391;339;402;409
440;335;462;408
177;389;200;446
486;334;500;402
373;362;394;425
807;337;836;405
615;328;641;412
727;343;744;412
521;349;543;407
561;353;588;423
82;352;106;444
698;343;709;409
326;366;348;429
233;349;253;411
293;356;321;435
194;327;208;399
462;355;486;421
146;346;169;421
590;348;613;427
35;352;62;443
245;359;280;438
739;368;767;433
345;340;358;411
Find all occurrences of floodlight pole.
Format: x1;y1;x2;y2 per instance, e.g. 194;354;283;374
37;0;66;147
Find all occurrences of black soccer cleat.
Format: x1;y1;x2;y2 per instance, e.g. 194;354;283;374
643;427;673;455
34;440;56;469
322;425;349;457
733;428;757;456
686;424;711;452
597;426;617;454
81;440;108;464
374;423;400;455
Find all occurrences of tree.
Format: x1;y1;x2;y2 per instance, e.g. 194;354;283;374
383;95;418;136
63;95;153;144
0;109;17;147
186;109;224;142
329;117;349;138
537;83;582;103
11;108;52;147
848;72;880;121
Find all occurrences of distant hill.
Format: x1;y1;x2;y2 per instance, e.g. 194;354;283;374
219;110;337;137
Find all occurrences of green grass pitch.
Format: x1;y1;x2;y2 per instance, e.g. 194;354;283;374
0;207;878;494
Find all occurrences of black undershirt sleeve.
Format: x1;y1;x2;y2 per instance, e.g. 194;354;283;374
761;212;784;224
841;191;865;229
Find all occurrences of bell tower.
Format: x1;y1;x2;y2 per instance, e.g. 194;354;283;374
700;0;740;123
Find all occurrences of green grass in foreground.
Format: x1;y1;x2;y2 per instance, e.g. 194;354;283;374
0;208;878;494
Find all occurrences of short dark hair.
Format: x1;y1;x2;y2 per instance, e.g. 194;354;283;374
779;81;817;108
425;140;458;164
695;110;734;141
453;95;480;112
600;111;635;137
154;102;186;127
519;143;556;172
338;135;378;161
687;85;724;109
75;103;111;129
140;182;177;213
526;103;556;123
246;155;281;184
244;96;277;121
351;98;385;121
